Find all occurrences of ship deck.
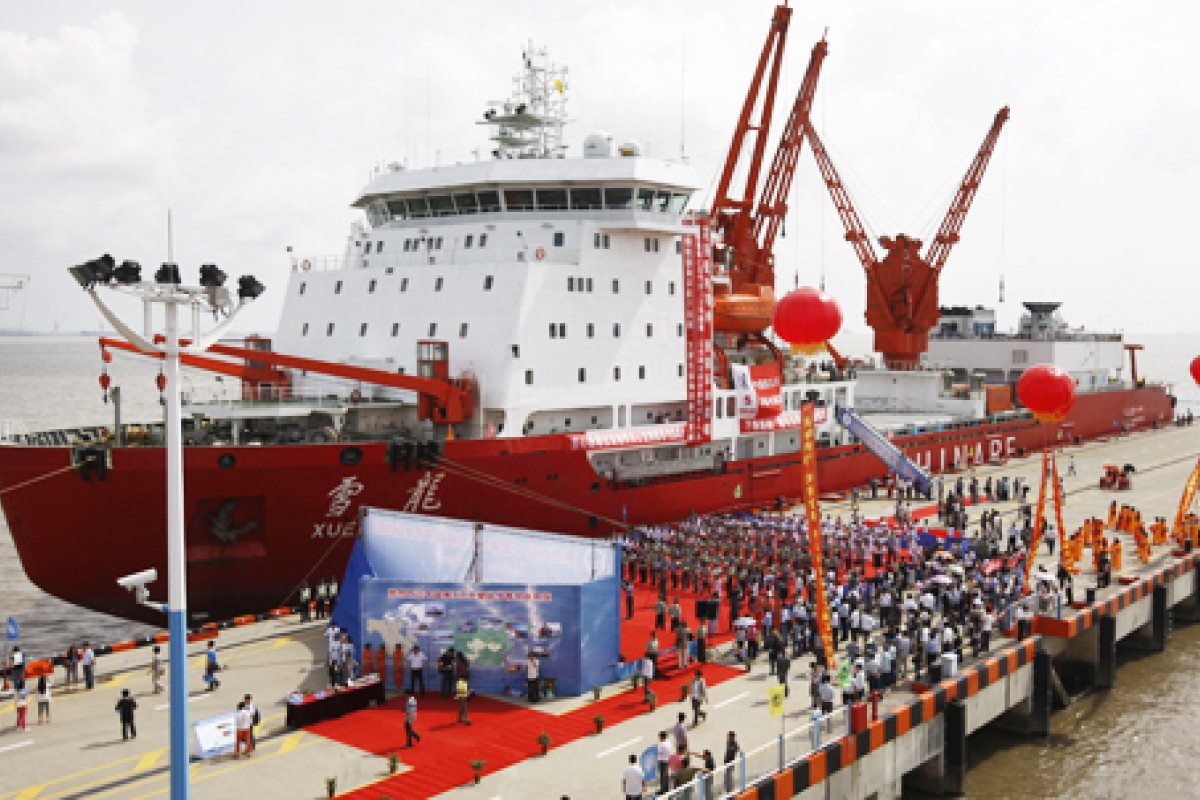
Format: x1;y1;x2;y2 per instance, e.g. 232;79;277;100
0;422;1197;799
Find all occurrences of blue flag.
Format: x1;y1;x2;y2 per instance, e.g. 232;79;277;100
5;617;18;641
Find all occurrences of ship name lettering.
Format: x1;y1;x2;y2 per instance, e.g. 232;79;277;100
326;476;365;518
311;520;358;539
403;471;446;513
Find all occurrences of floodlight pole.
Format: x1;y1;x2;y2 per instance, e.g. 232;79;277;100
163;298;189;800
82;278;256;800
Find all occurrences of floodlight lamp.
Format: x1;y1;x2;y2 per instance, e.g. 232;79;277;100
155;262;182;285
114;261;142;284
199;264;227;288
237;275;265;301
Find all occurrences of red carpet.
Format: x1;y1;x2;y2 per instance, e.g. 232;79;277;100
321;662;744;799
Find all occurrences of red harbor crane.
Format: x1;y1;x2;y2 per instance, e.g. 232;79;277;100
707;4;829;361
803;105;1009;367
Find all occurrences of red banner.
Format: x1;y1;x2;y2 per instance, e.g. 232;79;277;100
1024;449;1050;593
1172;453;1200;537
682;216;714;446
801;403;836;671
1051;451;1067;563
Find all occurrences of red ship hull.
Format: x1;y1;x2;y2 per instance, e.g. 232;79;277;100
0;386;1173;624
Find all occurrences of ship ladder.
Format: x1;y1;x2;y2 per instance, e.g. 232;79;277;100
835;407;931;494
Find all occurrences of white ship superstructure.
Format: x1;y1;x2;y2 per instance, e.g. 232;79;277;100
273;46;852;478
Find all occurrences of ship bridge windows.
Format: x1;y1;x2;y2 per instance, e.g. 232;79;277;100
604;187;634;209
454;192;479;214
553;231;565;247
504;188;535;211
571;187;602;210
536;188;568;210
386;199;408;219
428;195;455;216
407;197;431;218
477;191;501;213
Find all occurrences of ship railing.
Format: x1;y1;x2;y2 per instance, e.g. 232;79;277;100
656;704;849;799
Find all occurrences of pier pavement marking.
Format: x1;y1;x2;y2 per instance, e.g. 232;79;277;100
122;736;323;800
14;786;45;800
133;749;164;772
0;740;34;756
595;735;642;759
153;694;211;711
275;731;304;755
712;690;749;709
0;749;161;800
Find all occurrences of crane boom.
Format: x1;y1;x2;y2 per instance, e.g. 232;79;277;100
801;119;878;276
924;106;1010;273
746;36;830;288
709;3;792;293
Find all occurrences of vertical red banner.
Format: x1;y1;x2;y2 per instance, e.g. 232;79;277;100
1024;449;1050;594
801;403;836;671
682;216;713;446
1050;451;1067;563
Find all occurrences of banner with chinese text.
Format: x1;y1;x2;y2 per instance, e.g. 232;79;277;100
801;403;836;671
682;217;714;446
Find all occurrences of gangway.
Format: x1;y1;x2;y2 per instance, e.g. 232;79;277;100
836;407;930;494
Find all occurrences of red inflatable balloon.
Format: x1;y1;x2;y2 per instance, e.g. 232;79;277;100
1190;356;1200;386
1017;364;1076;423
773;287;842;352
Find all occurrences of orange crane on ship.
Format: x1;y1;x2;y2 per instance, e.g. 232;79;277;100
802;106;1009;368
707;4;828;370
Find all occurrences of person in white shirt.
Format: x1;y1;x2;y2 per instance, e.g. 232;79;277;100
656;731;673;795
234;701;254;757
621;754;646;800
406;645;427;695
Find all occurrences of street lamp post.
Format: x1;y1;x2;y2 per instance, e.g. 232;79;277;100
70;256;263;800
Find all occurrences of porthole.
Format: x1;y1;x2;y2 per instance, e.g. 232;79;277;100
217;453;236;469
340;447;364;466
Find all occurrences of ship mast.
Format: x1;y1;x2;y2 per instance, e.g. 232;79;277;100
479;43;569;160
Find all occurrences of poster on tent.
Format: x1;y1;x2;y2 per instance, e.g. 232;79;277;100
356;579;609;697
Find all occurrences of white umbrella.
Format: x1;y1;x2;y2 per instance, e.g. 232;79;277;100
733;616;757;628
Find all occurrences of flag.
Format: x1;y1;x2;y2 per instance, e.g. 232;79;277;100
5;616;18;641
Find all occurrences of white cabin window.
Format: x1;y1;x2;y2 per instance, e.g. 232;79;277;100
613;366;621;381
586;278;594;292
613;323;621;338
677;363;684;377
391;322;400;337
368;279;377;294
612;279;619;293
639;365;646;379
435;277;444;291
578;367;586;383
401;278;409;292
586;323;594;338
459;323;469;338
549;324;557;339
435;236;444;249
302;322;309;336
428;323;437;336
568;277;575;291
525;369;534;385
464;234;474;249
646;323;653;337
558;323;566;338
477;191;501;213
376;241;384;252
483;275;494;290
553;231;565;247
677;323;684;337
675;239;682;254
334;280;343;294
644;280;652;294
326;323;335;336
479;233;489;248
359;323;368;337
668;281;675;295
299;282;306;295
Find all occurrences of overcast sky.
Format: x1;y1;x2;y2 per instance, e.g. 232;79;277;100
1;0;1197;338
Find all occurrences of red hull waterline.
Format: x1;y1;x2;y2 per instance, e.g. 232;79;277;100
0;386;1172;624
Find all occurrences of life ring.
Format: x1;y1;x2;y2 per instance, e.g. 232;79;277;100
301;259;312;272
534;246;546;261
